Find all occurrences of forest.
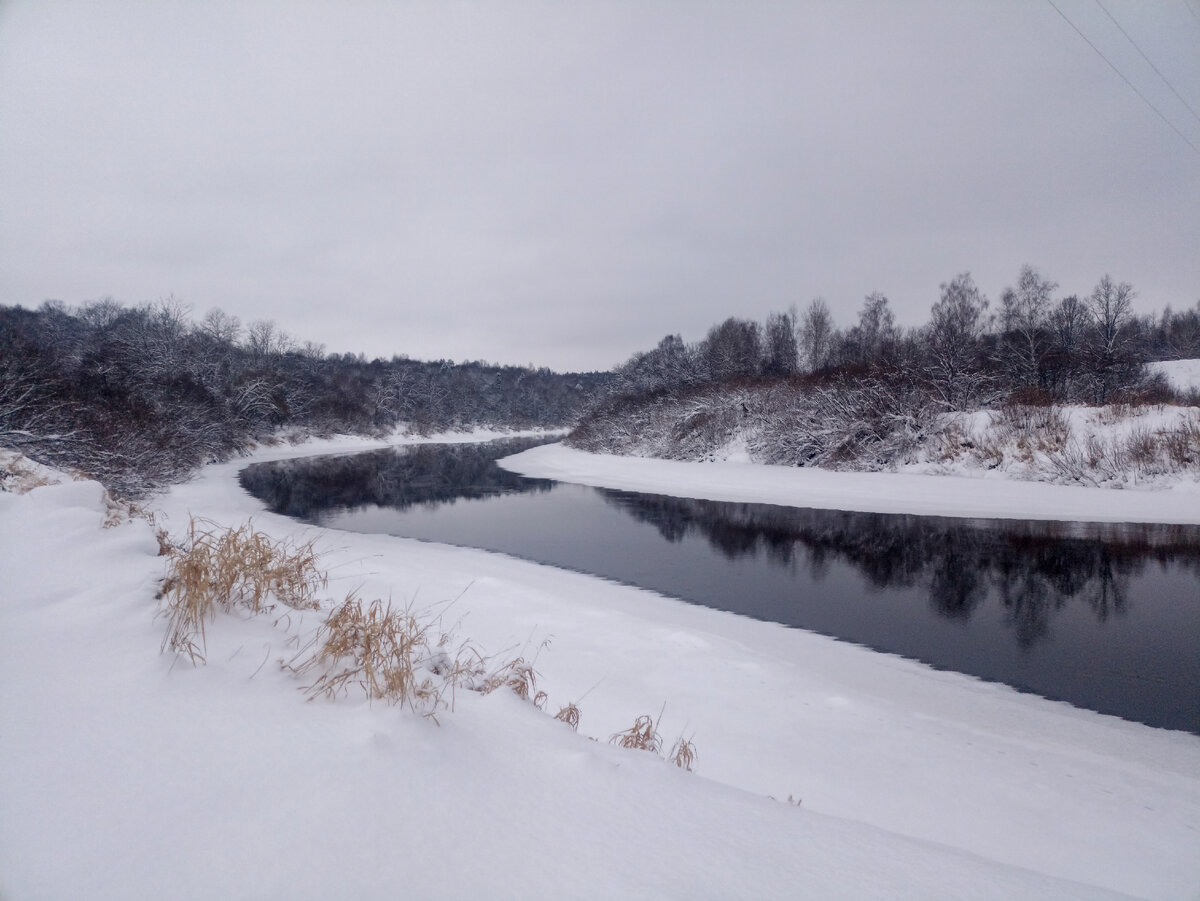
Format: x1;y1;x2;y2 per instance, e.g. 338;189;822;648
571;268;1200;469
0;299;604;495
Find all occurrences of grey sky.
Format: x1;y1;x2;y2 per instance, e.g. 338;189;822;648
2;1;1198;371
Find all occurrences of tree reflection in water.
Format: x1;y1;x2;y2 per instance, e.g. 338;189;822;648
597;491;1200;649
239;437;556;518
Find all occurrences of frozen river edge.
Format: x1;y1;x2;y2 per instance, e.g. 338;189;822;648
497;441;1200;524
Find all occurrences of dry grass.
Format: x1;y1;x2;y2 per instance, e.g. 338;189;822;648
1163;420;1200;467
0;454;56;494
669;736;697;771
554;702;581;730
155;527;175;556
161;516;325;663
101;490;159;529
1124;425;1158;471
158;516;701;756
609;714;663;754
481;656;538;699
995;404;1071;458
287;595;557;720
291;593;448;716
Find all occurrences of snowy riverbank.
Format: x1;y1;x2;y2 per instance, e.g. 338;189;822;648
2;435;1199;900
499;441;1200;524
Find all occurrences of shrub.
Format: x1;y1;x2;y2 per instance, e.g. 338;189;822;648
1163;420;1200;468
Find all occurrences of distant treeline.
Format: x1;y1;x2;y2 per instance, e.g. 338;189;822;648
573;268;1200;466
0;299;605;494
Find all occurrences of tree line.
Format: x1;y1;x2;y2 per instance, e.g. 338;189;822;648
573;268;1200;467
605;267;1200;409
0;299;605;495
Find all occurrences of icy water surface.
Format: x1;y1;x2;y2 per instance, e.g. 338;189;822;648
241;438;1200;733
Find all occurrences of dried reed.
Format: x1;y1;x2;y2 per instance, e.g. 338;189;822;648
161;516;325;663
669;736;697;771
481;656;541;701
609;714;663;754
294;593;445;716
554;703;581;731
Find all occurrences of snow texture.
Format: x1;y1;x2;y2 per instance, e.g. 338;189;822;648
2;436;1199;900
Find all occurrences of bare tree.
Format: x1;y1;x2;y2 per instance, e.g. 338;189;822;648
246;319;294;359
836;292;898;367
923;272;992;410
1045;294;1088;399
201;308;242;344
1084;275;1139;401
998;265;1056;389
1087;275;1135;359
700;317;762;382
763;309;799;376
798;298;834;372
615;333;700;395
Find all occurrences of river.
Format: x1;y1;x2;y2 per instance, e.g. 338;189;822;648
239;437;1200;734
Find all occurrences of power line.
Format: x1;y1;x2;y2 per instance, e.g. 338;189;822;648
1185;0;1200;29
1044;0;1200;158
1094;0;1200;128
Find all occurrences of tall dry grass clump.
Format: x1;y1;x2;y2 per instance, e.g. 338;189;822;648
292;593;448;715
609;714;663;754
289;594;552;720
554;702;581;730
607;710;700;772
161;516;324;662
669;736;697;771
479;656;548;709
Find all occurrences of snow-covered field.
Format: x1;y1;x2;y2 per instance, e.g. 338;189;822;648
3;435;1200;900
1150;358;1200;395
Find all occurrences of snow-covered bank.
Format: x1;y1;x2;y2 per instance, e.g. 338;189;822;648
1150;359;1200;395
3;438;1200;900
500;442;1200;524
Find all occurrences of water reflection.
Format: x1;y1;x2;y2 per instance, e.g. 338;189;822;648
239;437;556;516
594;491;1198;649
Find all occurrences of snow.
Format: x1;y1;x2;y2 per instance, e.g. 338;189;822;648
0;447;63;493
1150;358;1200;394
3;437;1200;900
499;441;1200;523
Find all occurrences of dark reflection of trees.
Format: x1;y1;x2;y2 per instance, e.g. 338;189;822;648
598;489;1200;649
929;550;988;621
238;437;555;519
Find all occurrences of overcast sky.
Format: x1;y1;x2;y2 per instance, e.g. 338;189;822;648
2;1;1198;371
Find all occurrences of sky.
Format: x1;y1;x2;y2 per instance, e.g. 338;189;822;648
1;1;1198;372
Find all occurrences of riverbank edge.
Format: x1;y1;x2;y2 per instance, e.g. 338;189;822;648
497;442;1200;525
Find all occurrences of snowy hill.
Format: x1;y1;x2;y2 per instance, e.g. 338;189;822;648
1149;358;1200;395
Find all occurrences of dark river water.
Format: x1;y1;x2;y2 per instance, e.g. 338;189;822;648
240;438;1200;734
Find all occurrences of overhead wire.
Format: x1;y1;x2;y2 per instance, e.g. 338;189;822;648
1044;0;1200;158
1185;0;1200;29
1094;0;1200;128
